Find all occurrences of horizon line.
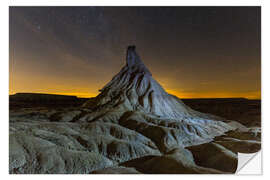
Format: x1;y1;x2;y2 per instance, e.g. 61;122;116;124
9;92;261;100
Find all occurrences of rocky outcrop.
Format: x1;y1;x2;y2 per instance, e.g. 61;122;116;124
82;45;237;148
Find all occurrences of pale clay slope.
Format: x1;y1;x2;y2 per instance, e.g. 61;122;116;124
9;46;261;174
83;45;234;145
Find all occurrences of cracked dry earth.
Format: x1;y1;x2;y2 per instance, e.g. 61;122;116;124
9;46;261;174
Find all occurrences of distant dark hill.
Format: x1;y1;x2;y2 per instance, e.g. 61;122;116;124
9;93;89;109
10;93;78;101
182;98;249;102
182;98;260;127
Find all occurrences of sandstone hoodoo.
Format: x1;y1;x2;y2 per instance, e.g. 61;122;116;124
9;46;260;174
83;45;234;148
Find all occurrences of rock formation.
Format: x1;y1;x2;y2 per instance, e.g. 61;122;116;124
9;46;261;174
82;45;235;149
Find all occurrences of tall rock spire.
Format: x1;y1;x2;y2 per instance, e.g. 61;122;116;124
83;45;197;119
126;45;142;67
125;45;151;75
82;45;233;148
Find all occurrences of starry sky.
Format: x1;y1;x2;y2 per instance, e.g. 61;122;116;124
9;7;261;99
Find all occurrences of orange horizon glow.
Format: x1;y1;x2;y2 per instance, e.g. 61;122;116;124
9;66;261;100
8;89;261;100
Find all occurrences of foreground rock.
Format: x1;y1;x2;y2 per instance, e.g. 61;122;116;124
187;142;238;172
93;166;140;174
9;120;160;173
122;147;224;174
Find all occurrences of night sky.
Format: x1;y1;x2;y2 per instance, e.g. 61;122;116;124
9;7;261;99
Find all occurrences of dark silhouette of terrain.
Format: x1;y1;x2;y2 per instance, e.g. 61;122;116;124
182;98;260;127
9;93;89;109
